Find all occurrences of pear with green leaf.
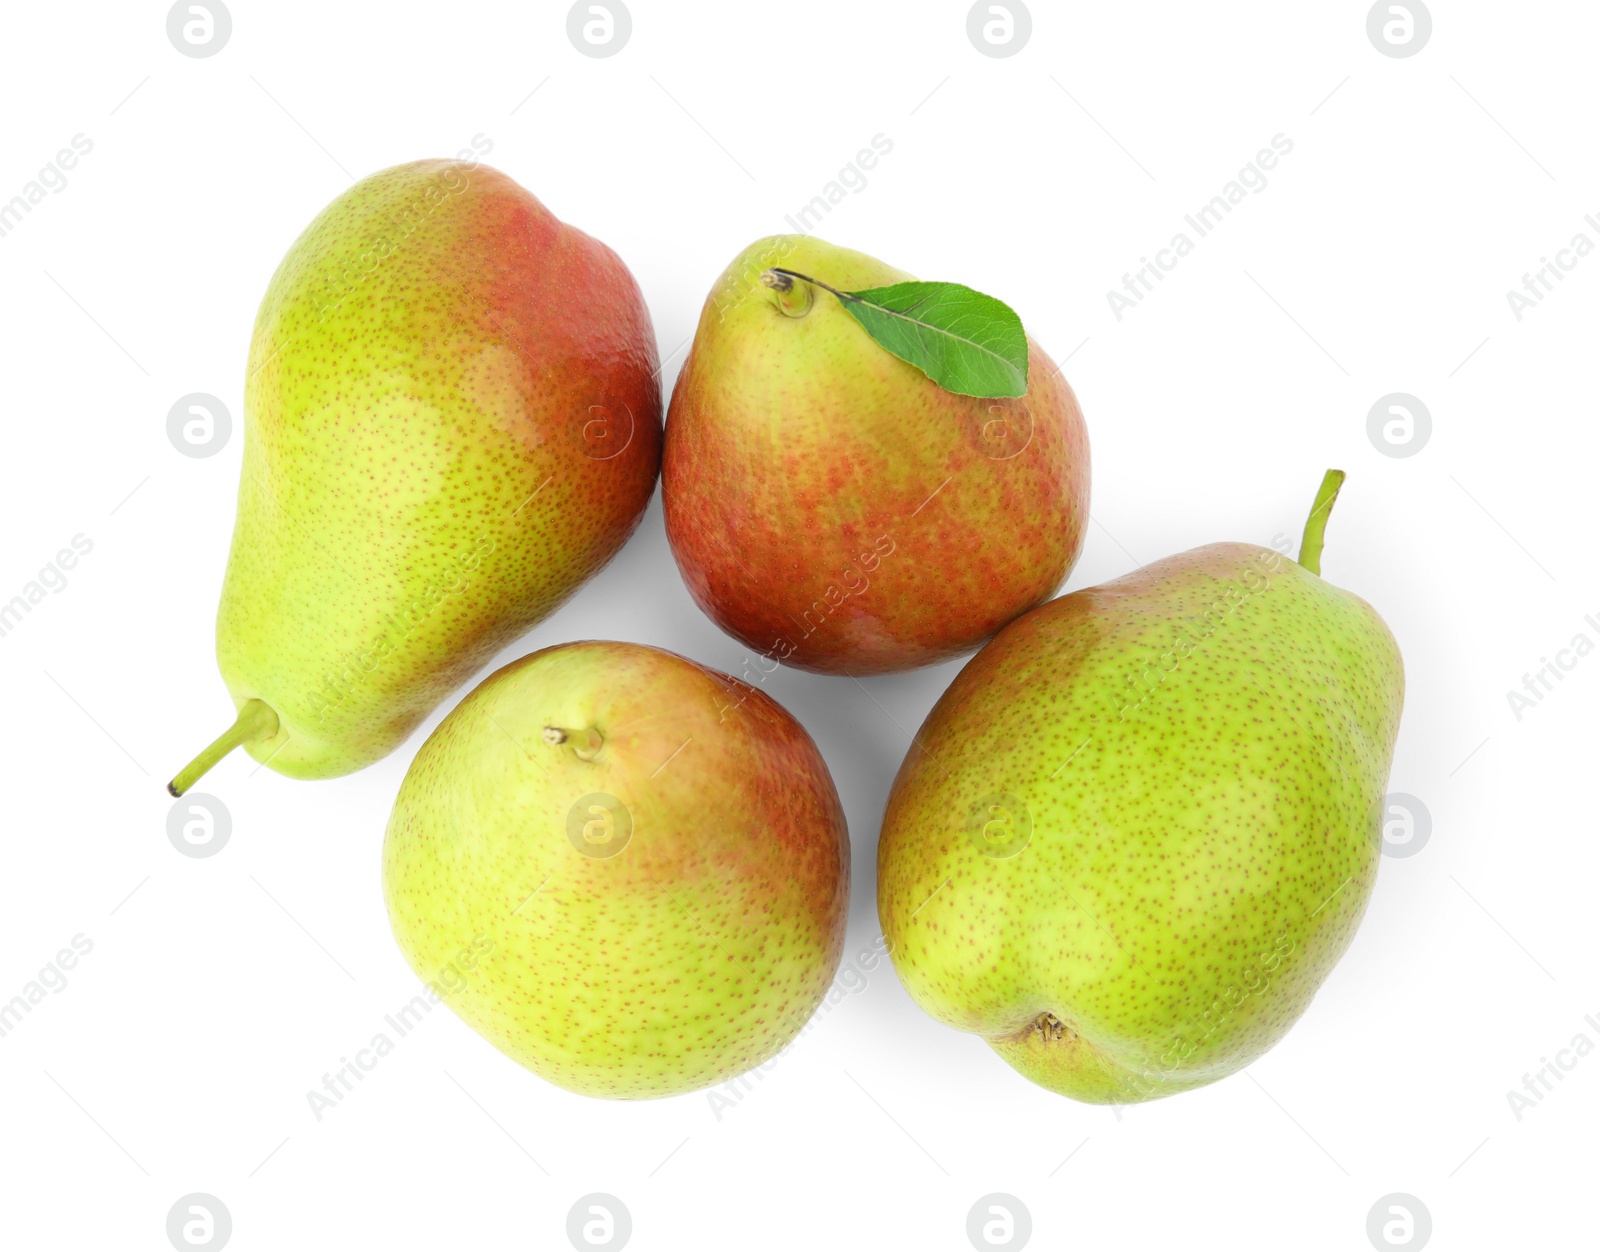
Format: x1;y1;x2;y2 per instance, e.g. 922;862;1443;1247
877;471;1404;1102
663;235;1090;675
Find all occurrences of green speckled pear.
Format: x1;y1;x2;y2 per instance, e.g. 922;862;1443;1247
383;640;850;1099
877;471;1404;1102
168;159;662;795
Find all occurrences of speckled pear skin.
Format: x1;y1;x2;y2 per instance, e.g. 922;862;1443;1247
216;160;661;779
877;541;1403;1102
382;640;850;1099
663;235;1089;675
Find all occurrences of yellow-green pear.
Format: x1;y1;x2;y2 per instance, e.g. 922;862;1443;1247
168;159;661;795
877;471;1404;1102
383;641;850;1099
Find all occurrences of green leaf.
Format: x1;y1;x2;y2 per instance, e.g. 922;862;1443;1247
838;280;1029;398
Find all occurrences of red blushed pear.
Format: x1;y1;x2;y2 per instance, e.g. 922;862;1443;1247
168;160;662;794
382;640;850;1099
662;235;1090;676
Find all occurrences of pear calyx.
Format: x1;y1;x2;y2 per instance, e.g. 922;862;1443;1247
1032;1012;1072;1043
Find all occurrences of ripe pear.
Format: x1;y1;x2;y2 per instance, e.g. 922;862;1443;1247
877;472;1403;1102
168;160;661;794
382;640;850;1098
662;235;1089;676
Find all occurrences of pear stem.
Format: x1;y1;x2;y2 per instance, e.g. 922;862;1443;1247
1297;469;1347;577
761;269;821;317
168;699;280;796
542;726;603;761
764;268;854;301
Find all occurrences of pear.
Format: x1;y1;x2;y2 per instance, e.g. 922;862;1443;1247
168;160;662;794
876;471;1403;1102
382;640;850;1099
662;235;1089;676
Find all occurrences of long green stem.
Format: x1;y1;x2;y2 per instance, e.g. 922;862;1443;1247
168;699;280;796
1297;469;1346;577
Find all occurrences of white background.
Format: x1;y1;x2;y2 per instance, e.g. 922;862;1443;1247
1;2;1595;1249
